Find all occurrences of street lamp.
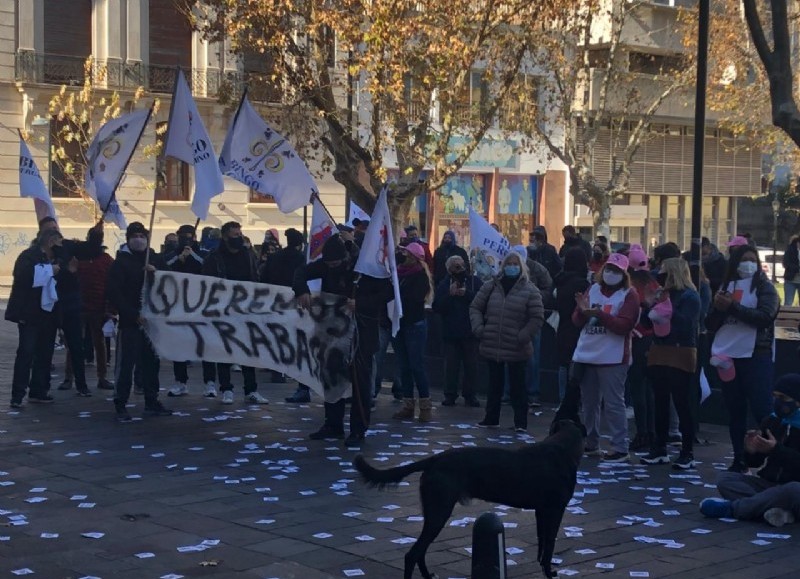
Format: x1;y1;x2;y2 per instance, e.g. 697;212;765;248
772;197;780;283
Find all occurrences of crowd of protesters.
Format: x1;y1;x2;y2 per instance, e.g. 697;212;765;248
7;215;800;529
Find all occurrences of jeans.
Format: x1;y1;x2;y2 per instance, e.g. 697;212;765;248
66;313;107;382
785;281;800;306
580;364;630;453
628;336;655;438
443;338;478;400
217;363;257;394
720;354;774;460
525;332;542;399
394;320;430;398
485;360;527;428
718;472;800;521
60;309;88;389
649;365;694;453
114;326;159;407
11;318;57;402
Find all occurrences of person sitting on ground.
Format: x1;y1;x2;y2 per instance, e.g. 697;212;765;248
700;374;800;528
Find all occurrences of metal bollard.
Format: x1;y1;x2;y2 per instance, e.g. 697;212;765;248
471;512;507;579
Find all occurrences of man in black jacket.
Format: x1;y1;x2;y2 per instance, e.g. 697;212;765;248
6;228;64;407
432;230;470;287
164;224;214;398
558;225;592;262
293;235;393;447
527;225;562;280
260;227;311;402
38;217;103;397
106;222;172;422
201;221;268;405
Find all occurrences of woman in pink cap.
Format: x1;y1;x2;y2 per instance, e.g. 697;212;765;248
391;242;435;422
572;252;640;463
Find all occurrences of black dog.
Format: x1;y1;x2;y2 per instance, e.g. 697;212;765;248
353;419;584;579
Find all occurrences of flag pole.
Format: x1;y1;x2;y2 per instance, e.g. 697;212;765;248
311;189;338;226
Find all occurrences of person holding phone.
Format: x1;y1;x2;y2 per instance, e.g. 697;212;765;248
571;253;640;463
707;244;779;473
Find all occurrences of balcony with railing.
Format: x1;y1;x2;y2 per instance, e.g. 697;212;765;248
14;52;282;103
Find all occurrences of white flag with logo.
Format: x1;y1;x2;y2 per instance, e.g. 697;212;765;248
85;108;152;229
219;95;314;214
348;201;370;226
469;207;510;279
18;134;56;222
354;188;403;335
164;68;225;220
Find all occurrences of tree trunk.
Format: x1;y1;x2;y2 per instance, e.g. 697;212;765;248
592;196;612;239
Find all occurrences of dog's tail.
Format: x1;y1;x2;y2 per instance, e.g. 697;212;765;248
353;454;435;489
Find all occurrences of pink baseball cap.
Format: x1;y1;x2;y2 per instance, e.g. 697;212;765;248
605;252;629;271
727;236;749;248
710;354;736;382
627;248;649;271
404;242;426;261
649;298;672;337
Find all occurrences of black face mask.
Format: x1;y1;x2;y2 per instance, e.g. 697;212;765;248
452;270;467;281
226;237;244;251
179;236;193;248
774;399;799;419
164;241;179;253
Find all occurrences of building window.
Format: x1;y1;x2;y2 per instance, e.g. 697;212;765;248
629;52;684;75
444;71;490;124
155;122;189;201
498;74;538;131
242;49;283;103
149;0;192;92
249;189;276;204
42;0;92;85
50;116;87;198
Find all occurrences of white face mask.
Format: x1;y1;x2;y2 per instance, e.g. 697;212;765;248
737;261;758;279
602;270;624;286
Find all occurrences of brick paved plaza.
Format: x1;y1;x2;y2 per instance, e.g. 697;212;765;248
1;315;799;579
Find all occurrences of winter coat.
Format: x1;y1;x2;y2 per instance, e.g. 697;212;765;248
527;242;562;281
746;415;800;484
706;270;779;358
559;236;592;262
470;275;544;362
260;246;306;287
166;242;204;275
398;267;430;327
106;246;164;329
202;244;258;282
432;274;482;341
76;252;114;315
653;288;701;348
553;270;590;368
433;238;470;286
526;258;553;310
5;245;56;324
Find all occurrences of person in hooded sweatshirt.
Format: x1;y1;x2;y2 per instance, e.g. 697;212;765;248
433;230;469;287
106;222;172;422
700;374;800;528
527;225;562;280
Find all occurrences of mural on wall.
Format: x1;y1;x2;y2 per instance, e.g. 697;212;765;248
496;175;538;246
436;173;488;248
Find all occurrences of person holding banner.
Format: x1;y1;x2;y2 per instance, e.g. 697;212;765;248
6;228;65;407
469;252;544;432
294;235;392;446
106;222;173;422
392;243;435;422
201;222;269;405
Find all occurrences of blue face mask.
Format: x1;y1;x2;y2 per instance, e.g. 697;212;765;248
504;265;521;278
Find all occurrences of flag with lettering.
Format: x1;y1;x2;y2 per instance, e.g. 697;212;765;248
468;207;510;280
164;68;225;220
84;107;152;229
354;188;403;335
18;134;56;222
219;94;315;213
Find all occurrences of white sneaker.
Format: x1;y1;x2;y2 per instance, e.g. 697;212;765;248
204;382;217;398
167;383;188;397
221;391;234;404
764;507;795;527
245;392;270;405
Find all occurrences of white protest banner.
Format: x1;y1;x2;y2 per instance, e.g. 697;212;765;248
468;207;510;279
18;134;56;221
219;95;314;213
164;68;225;220
84;107;152;229
354;188;403;335
347;201;370;226
141;271;354;402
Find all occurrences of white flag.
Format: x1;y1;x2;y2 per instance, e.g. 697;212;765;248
85;108;152;229
219;95;315;214
354;188;403;335
306;196;336;293
18;134;56;222
164;69;225;220
348;201;370;226
469;207;510;280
